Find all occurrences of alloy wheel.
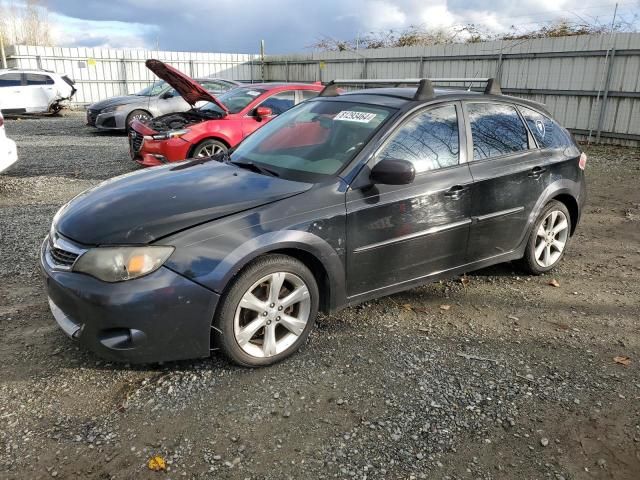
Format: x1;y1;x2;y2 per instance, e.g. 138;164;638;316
195;143;224;158
233;272;311;358
130;112;150;123
534;210;569;268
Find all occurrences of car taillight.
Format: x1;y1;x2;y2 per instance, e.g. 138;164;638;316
579;152;587;170
0;116;4;128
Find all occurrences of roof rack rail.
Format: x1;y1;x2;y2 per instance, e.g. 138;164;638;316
318;77;501;100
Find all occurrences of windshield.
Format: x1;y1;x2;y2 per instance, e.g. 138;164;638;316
230;100;395;182
200;87;266;114
136;81;167;96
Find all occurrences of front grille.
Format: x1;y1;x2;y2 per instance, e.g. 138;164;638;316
49;245;79;267
129;130;143;155
86;109;98;126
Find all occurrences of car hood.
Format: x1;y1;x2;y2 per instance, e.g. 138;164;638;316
88;95;142;111
146;59;229;112
55;160;311;245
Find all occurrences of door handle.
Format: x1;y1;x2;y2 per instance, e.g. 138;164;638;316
528;166;547;178
444;185;467;199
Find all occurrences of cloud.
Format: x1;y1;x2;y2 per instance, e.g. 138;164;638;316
50;12;157;49
42;0;637;53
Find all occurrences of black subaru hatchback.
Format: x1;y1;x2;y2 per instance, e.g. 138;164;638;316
41;78;586;366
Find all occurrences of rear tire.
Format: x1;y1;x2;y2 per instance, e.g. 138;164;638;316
126;110;151;131
191;139;228;159
518;200;571;275
213;255;319;367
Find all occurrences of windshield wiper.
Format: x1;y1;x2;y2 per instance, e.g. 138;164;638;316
229;160;279;177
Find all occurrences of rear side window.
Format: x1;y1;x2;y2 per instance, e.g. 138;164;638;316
259;91;295;115
519;107;572;149
0;73;22;87
301;90;319;101
201;81;233;93
25;73;54;85
378;104;459;173
468;103;529;160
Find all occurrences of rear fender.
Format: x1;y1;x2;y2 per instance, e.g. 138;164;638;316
517;179;583;252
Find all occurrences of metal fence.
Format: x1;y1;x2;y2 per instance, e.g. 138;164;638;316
5;34;640;145
265;33;640;145
5;45;261;105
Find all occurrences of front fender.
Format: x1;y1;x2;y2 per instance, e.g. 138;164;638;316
215;231;346;309
167;230;346;312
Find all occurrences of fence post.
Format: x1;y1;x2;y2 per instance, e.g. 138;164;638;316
318;61;322;83
285;60;289;82
596;47;616;143
0;36;7;69
418;56;424;78
495;51;504;84
361;58;367;79
189;60;194;77
36;55;42;70
120;58;128;95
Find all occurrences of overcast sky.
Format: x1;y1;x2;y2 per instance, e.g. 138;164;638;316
43;0;639;53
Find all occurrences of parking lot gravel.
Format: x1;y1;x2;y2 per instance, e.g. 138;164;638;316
0;111;639;479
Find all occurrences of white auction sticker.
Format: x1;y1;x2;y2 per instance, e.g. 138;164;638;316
246;90;261;96
334;111;377;123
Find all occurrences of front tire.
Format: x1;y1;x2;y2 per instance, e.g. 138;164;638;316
519;200;571;275
191;139;228;158
126;110;151;131
213;255;319;367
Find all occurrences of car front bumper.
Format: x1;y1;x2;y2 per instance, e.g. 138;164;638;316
132;135;192;167
0;137;18;173
40;237;219;363
93;111;128;131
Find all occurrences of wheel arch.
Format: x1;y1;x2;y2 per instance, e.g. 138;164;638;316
210;232;346;314
550;193;579;235
268;247;333;313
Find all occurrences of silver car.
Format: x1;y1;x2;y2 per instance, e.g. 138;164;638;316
86;78;240;131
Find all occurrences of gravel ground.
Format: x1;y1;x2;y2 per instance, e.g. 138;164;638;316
0;111;639;480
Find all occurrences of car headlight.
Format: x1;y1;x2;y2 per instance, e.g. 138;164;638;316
73;246;175;282
151;129;190;140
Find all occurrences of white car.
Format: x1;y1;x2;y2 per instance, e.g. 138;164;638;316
0;68;76;114
0;111;17;173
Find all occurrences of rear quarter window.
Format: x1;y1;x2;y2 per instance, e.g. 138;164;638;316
519;106;573;149
25;73;54;85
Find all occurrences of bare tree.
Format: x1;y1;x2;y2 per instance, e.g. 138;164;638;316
0;0;53;47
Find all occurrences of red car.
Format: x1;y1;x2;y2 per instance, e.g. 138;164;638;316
129;60;323;166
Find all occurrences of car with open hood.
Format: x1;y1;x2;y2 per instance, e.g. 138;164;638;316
41;77;586;367
0;68;76;114
86;69;239;131
129;59;323;166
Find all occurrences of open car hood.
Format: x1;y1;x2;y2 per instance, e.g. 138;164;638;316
145;59;229;113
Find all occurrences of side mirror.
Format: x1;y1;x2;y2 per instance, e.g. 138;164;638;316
160;91;174;100
255;106;272;118
370;158;415;185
